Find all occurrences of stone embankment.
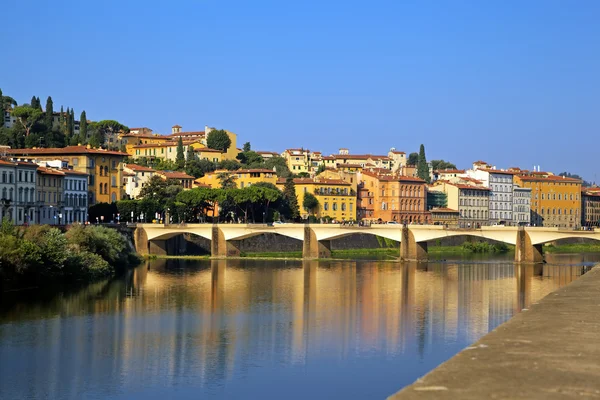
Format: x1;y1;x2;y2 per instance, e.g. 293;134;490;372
389;266;600;400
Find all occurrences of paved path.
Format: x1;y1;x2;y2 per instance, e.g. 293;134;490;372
388;266;600;400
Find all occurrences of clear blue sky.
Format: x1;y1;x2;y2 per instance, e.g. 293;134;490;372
2;0;599;180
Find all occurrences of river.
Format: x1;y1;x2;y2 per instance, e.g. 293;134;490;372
0;253;597;399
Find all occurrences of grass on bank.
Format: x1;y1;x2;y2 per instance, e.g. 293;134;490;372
544;243;600;253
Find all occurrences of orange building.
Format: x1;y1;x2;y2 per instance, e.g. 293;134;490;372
358;170;429;223
514;173;582;228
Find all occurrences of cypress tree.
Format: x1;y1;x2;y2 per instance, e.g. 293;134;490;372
36;97;42;111
417;144;430;183
45;96;54;130
30;96;37;108
175;136;186;170
69;108;75;137
80;110;87;138
283;177;300;220
65;107;71;137
186;144;196;163
59;106;64;130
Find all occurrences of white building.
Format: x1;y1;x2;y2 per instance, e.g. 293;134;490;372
0;160;37;224
465;162;516;225
63;170;89;224
513;185;532;226
123;164;156;199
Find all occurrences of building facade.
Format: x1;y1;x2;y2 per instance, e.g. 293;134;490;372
514;174;582;228
123;164;156;199
512;186;531;226
63;170;89;224
581;189;600;227
0;160;38;224
429;181;490;228
7;146;128;205
36;167;65;225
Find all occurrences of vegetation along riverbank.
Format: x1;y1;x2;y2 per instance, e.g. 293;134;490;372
0;221;141;291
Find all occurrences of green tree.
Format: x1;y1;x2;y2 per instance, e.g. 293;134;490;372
217;172;237;189
302;192;319;216
186;158;216;178
11;106;43;137
263;157;291;177
237;150;263;165
30;96;39;109
175;137;185;169
407;152;419;166
59;105;64;131
79;110;87;139
44;96;54;131
186;144;196;162
218;159;242;171
69;108;75;137
206;129;232;152
431;160;457;171
242;142;251;152
0;88;17;110
282;177;300;220
176;187;219;222
417;144;430;183
316;164;326;175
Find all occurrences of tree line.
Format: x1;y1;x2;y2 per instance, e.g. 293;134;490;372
0;88;128;150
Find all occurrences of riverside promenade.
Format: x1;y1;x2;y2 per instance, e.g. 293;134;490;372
389;266;600;400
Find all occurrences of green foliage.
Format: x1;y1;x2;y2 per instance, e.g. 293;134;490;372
0;221;139;288
88;120;128;149
431;160;457;171
316;164;326;175
116;200;138;222
206;129;232;152
138;175;183;206
218;159;242;171
11;105;43;136
427;191;448;209
45;96;54;130
237;150;263;165
185;158;216;178
461;241;509;253
154;159;178;171
282;177;300;220
88;202;118;223
79;110;87;139
295;172;310;178
242;142;251;152
176;137;185;169
417;144;430;183
407;152;419;166
218;172;237;189
302;192;319;214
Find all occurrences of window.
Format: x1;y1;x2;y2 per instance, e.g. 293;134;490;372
324;202;329;211
111;176;117;187
333;203;338;211
350;203;353;211
73;158;79;166
341;203;346;211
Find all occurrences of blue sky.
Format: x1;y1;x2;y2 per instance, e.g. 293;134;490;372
2;1;599;180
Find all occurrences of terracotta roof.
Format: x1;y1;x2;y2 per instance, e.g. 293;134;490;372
337;163;363;168
125;164;156;172
435;169;465;174
195;148;222;153
131;144;165;149
518;175;581;183
193;180;211;187
455;184;489;191
63;170;89;176
390;150;406;154
157;170;194;180
334;154;390;160
7;146;128;156
473;160;489;165
362;170;426;183
37;166;65;176
480;168;518;175
123;171;135;177
255;151;279;155
234;169;275;174
167;131;205;138
276;178;351;186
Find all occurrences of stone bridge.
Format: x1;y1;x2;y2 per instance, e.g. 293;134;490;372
132;223;600;263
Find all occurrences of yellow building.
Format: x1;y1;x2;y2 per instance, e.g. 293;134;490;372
282;148;312;174
276;178;357;221
167;125;240;161
514;173;582;228
195;148;223;163
8;145;128;204
195;169;278;189
129;139;205;161
121;132;171;154
156;170;195;189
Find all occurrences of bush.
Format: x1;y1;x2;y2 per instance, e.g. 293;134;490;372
462;241;509;253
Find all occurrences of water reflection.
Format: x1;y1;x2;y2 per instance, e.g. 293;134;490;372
0;257;594;400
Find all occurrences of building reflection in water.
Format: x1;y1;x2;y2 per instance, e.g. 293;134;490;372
0;256;593;399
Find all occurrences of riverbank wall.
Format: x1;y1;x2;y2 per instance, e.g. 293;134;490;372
388;265;600;399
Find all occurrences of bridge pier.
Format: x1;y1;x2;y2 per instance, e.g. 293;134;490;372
211;225;240;258
400;226;428;262
134;227;149;255
515;229;543;264
303;226;331;259
148;240;168;256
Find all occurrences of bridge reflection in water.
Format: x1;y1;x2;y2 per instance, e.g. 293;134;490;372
0;258;594;399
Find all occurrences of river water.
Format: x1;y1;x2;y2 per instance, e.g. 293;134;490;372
0;253;597;400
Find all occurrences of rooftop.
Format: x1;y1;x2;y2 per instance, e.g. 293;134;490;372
7;146;128;157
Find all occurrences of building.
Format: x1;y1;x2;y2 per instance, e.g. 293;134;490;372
359;170;429;224
429;181;490;228
430;208;460;227
433;169;465;182
513;185;532;226
388;149;407;172
276;178;357;221
167;125;239;161
0;160;38;224
36;167;65;224
282;148;313;174
156;170;195;189
581;188;600;227
123;164;156;199
195;169;278;189
7;146;128;204
465;163;516;225
514;173;582;228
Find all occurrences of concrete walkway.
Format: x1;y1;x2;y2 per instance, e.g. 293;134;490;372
389;266;600;400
